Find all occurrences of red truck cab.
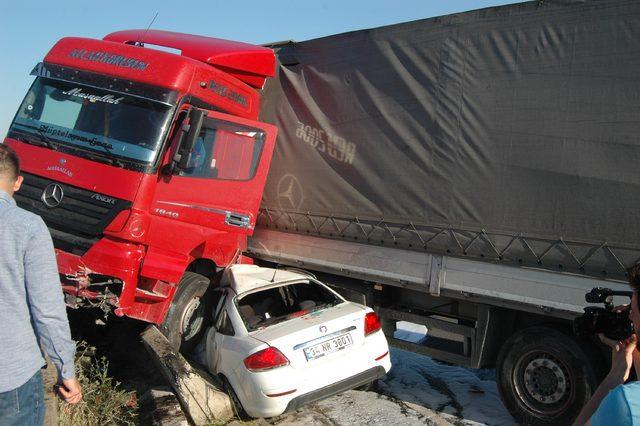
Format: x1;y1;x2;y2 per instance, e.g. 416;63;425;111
3;30;277;350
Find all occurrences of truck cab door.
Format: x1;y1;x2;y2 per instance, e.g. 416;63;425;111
150;109;277;255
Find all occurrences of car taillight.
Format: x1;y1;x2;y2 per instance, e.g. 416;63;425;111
244;347;290;372
364;312;381;336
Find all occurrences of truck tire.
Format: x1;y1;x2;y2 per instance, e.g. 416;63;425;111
496;326;598;425
160;272;211;353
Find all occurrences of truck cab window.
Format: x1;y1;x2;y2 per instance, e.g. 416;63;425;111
39;90;82;129
179;128;217;178
178;117;265;181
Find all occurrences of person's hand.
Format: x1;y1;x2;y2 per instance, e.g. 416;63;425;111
56;378;82;404
599;333;638;383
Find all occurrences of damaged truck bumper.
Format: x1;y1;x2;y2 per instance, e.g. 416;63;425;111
56;237;144;315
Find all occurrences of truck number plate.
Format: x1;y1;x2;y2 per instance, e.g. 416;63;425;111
304;333;353;361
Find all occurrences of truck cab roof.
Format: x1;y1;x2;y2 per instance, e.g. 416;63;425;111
104;30;275;89
42;30;275;120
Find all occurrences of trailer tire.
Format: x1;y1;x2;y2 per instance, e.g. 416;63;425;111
160;272;211;353
497;326;597;425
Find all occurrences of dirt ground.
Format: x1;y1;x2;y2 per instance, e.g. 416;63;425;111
67;309;170;424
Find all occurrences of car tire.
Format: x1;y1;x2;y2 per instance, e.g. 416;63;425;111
160;272;211;353
496;325;598;425
221;376;249;420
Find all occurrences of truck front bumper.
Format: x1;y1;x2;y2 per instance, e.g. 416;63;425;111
56;237;145;311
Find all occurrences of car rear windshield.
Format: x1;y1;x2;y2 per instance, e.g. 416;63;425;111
237;281;343;332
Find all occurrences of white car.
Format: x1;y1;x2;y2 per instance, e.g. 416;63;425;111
203;264;392;418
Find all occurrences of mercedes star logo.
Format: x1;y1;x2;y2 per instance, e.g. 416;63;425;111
277;174;304;211
41;183;64;208
319;325;328;334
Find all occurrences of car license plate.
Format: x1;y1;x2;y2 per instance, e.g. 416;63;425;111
304;333;353;361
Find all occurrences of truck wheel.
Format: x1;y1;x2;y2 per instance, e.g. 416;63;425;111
496;326;597;425
161;272;211;353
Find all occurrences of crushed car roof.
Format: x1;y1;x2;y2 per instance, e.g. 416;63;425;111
221;264;310;295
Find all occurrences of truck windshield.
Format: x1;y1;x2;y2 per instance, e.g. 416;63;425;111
8;77;173;167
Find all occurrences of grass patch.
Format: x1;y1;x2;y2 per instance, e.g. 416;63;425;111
59;343;137;426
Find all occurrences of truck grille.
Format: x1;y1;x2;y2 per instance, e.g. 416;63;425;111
14;173;132;255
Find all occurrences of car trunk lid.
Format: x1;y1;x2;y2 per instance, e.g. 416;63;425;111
248;302;367;368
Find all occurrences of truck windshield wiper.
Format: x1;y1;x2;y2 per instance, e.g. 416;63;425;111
80;140;126;169
9;129;54;150
34;128;57;150
83;149;126;169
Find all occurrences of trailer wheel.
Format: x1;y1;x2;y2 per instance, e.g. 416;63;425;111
161;272;211;353
497;326;597;425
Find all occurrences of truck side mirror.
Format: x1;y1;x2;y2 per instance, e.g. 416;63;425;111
165;108;206;176
178;108;205;172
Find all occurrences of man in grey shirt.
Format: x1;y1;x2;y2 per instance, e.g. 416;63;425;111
0;144;82;425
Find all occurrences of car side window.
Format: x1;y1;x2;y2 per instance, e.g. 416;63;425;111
216;309;235;336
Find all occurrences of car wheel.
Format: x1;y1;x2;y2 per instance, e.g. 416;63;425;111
497;326;598;425
160;272;211;353
221;376;249;419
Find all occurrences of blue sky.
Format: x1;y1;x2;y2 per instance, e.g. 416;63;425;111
0;0;523;138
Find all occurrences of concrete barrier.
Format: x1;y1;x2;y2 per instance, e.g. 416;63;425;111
140;325;234;425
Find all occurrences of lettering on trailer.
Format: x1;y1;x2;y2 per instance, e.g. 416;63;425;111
295;121;356;165
208;80;248;108
62;88;125;105
68;49;148;71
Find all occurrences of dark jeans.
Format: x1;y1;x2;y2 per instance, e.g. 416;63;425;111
0;371;44;426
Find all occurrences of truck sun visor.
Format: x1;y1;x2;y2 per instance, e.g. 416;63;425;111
30;62;179;106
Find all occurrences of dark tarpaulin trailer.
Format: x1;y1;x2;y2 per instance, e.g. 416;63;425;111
257;0;640;282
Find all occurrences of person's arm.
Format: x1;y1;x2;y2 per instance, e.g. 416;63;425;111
572;334;637;426
24;217;82;403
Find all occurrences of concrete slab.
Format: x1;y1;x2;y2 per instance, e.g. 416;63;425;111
140;325;234;425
